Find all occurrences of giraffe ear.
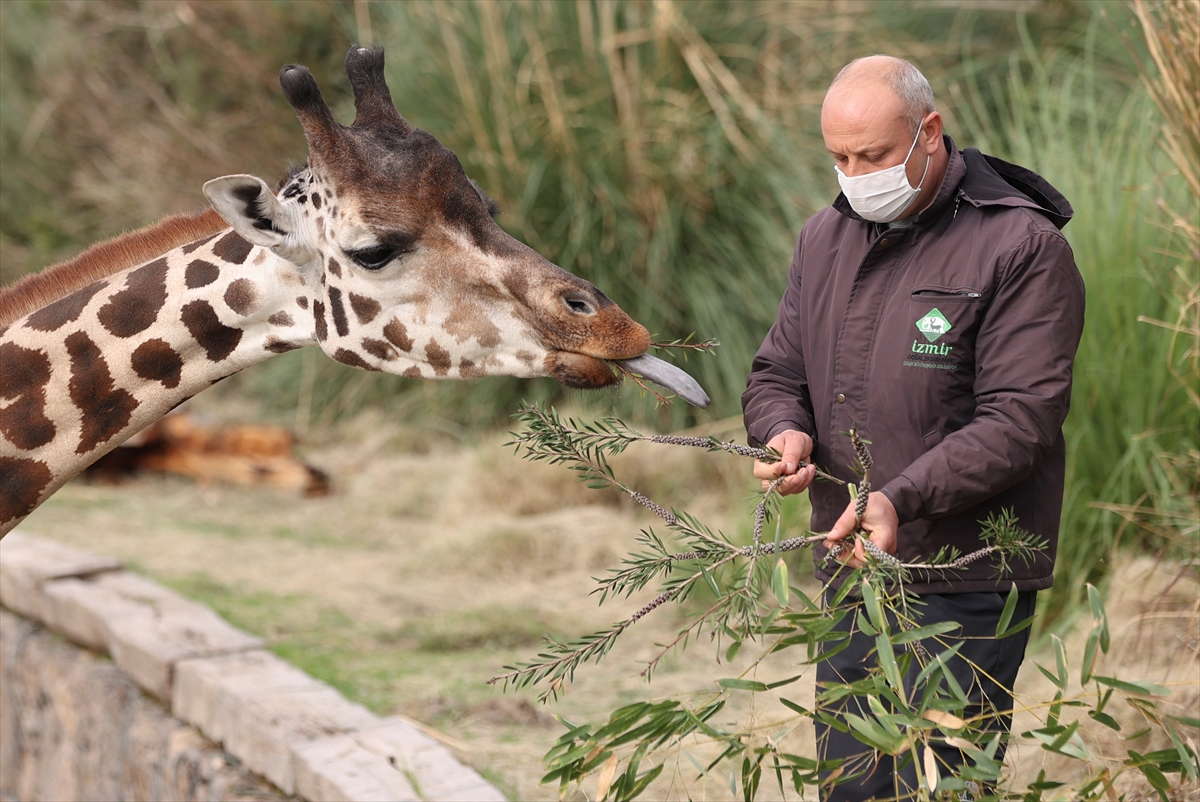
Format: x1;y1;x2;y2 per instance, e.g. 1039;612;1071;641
204;175;292;249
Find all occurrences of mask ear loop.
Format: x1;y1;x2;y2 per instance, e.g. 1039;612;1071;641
909;113;933;191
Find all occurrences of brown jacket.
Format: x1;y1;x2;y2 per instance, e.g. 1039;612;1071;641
742;137;1085;593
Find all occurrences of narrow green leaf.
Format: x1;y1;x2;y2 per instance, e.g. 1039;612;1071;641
995;585;1019;637
890;620;959;645
1088;709;1121;731
719;678;770;692
699;561;721;598
1036;662;1065;692
779;698;810;717
861;580;885;633
726;638;742;662
1080;628;1099;685
875;633;905;694
1139;761;1171;798
1053;634;1069;690
1095;676;1170;697
1087;584;1111;652
856;609;878;637
766;674;804;690
772;558;789;608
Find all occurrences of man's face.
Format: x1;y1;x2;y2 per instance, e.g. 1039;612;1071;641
821;83;926;189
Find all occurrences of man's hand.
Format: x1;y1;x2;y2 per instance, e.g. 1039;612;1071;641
825;491;899;568
752;429;816;496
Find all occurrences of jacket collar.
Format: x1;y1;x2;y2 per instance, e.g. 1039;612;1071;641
958;146;1074;230
832;135;1074;231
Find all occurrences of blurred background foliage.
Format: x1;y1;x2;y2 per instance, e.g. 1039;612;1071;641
0;0;1195;617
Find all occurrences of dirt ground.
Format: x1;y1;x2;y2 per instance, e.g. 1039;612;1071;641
14;400;1199;801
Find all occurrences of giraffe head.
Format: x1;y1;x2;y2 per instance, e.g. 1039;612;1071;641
203;46;648;388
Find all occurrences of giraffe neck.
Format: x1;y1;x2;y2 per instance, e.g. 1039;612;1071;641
0;229;313;535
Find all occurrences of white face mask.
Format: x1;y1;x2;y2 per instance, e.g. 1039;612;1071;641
835;123;930;223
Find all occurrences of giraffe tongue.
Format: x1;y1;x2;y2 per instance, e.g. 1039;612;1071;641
616;354;711;409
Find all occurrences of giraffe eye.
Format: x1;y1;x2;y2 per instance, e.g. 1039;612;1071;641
349;245;399;270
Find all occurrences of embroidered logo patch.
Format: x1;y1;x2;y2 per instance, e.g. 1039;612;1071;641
905;308;958;370
915;308;952;342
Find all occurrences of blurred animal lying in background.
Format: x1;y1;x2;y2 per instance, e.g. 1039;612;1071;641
84;412;329;497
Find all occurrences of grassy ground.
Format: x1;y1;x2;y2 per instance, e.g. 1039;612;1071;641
16;396;1197;800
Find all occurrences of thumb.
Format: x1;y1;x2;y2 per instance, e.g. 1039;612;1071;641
826;504;858;543
780;441;804;474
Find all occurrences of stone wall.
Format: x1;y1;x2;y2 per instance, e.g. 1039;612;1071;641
0;610;283;802
0;531;506;802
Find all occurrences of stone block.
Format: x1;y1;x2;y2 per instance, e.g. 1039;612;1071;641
42;571;262;701
355;717;507;802
293;734;419;802
0;530;121;621
173;650;378;795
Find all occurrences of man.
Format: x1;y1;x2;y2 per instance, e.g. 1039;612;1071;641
742;56;1084;799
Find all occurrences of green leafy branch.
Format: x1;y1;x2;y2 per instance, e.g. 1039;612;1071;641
490;404;1198;800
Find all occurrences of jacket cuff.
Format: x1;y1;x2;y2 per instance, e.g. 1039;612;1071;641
748;422;807;448
881;476;925;524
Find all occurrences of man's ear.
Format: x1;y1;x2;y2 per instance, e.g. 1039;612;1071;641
921;112;944;154
204;175;292;249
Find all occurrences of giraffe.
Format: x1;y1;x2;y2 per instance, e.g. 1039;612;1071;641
0;46;707;538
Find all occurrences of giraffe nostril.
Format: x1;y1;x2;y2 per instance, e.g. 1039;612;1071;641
564;295;595;316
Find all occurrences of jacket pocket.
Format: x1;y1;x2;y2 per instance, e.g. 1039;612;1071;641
921;429;944;450
911;285;984;304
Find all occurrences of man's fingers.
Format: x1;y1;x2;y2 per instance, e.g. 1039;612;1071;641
826;504;857;544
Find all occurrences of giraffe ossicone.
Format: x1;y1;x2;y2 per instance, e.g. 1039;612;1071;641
0;45;708;537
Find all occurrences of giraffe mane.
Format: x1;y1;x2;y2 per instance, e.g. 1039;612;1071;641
0;208;228;328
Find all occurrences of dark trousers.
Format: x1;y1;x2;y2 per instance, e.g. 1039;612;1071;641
815;590;1037;801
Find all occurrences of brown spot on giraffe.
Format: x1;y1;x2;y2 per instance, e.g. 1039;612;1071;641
459;357;486;378
24;281;105;332
181;300;243;362
311;192;323;210
383;318;413;352
333;348;378;371
223;278;260;316
268;311;294;327
348;293;380;324
130;339;184;389
313;300;328;341
97;258;169;338
327;286;349;337
66;331;140;454
443;302;502;348
212;231;254;265
361;337;397;361
186;259;221;289
181;230;222;255
402;366;422;379
328;257;342;278
425;339;451;376
0;457;53;528
296;296;309;310
265;338;301;353
0;343;57;450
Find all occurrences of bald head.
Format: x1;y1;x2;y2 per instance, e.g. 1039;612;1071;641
827;56;935;136
821;55;947;219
